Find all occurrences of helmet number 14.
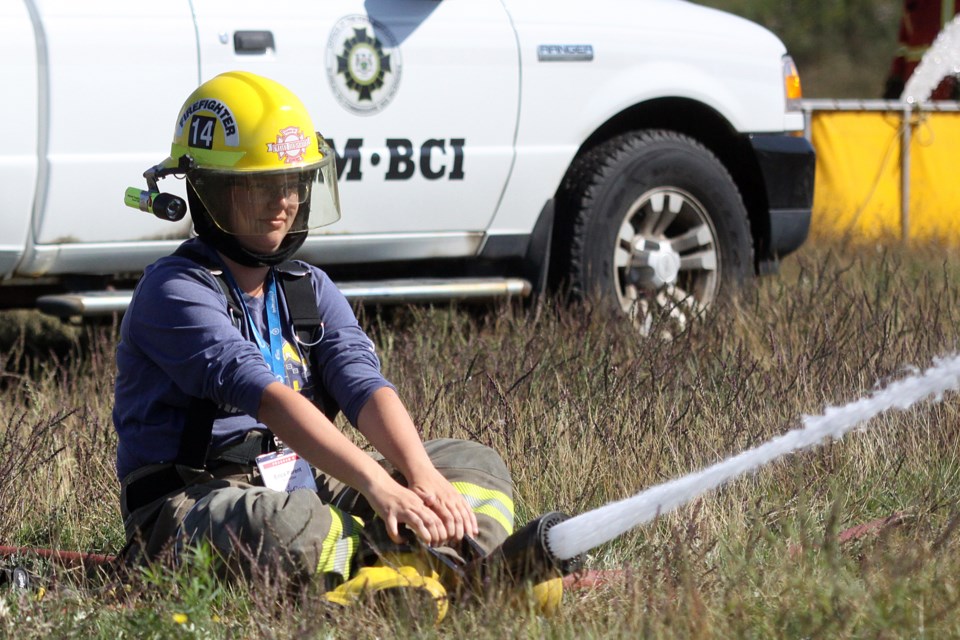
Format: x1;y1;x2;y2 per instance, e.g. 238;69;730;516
189;116;217;150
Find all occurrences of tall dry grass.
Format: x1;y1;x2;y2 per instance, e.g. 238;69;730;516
1;239;959;637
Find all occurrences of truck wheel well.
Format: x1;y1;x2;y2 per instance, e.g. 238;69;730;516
552;98;771;287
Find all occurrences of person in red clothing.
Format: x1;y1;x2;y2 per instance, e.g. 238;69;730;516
884;0;960;99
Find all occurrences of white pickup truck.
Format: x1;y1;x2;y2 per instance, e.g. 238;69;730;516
2;0;813;327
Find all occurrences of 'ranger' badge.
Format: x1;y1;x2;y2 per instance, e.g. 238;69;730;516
326;15;402;116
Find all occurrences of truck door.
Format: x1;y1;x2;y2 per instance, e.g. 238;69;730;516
20;0;199;276
191;0;519;246
0;0;38;278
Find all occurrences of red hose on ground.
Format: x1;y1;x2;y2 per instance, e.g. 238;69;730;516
1;512;906;590
0;545;116;568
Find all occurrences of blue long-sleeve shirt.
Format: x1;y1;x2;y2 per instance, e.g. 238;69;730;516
113;238;393;480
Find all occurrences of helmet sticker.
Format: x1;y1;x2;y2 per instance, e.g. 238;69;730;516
326;14;402;115
176;98;240;147
267;126;312;164
189;116;217;150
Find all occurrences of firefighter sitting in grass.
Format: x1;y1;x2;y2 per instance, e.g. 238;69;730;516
112;71;557;622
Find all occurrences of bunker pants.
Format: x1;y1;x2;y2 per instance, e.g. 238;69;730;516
119;438;513;586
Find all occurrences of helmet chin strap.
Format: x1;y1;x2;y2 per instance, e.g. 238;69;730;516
209;228;306;267
187;185;308;267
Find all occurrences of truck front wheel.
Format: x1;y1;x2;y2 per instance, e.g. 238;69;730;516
564;130;753;334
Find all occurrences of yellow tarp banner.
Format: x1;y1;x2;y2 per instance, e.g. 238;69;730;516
811;110;960;243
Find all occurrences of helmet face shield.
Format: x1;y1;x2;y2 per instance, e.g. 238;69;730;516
312;146;342;228
187;146;341;239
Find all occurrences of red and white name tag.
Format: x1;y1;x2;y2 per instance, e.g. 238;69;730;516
255;450;318;493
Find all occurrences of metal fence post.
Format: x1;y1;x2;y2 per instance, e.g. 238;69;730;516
901;103;912;243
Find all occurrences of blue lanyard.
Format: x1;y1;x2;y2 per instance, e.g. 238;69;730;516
223;268;288;385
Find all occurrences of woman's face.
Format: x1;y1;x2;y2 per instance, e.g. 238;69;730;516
227;174;302;253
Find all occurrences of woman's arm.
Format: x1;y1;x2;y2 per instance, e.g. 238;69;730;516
300;269;476;542
355;387;479;543
257;381;444;544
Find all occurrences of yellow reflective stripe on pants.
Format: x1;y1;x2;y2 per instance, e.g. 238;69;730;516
316;507;361;579
451;481;515;534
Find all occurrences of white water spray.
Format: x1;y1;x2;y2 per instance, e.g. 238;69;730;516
548;354;960;561
902;15;960;104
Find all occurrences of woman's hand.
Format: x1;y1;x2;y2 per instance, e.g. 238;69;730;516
407;466;479;545
259;384;480;547
354;387;479;545
260;383;448;545
364;477;447;545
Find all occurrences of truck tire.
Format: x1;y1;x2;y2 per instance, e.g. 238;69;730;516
564;130;753;334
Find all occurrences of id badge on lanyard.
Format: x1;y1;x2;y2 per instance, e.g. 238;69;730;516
255;449;318;492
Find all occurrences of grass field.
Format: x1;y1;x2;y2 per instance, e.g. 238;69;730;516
1;237;959;638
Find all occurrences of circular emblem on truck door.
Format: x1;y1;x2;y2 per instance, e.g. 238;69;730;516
326;15;402;115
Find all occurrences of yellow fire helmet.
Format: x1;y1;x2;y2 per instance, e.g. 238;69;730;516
164;71;341;256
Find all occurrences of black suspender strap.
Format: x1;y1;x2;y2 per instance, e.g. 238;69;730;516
175;395;220;469
276;260;340;421
172;244;244;329
276;260;323;346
